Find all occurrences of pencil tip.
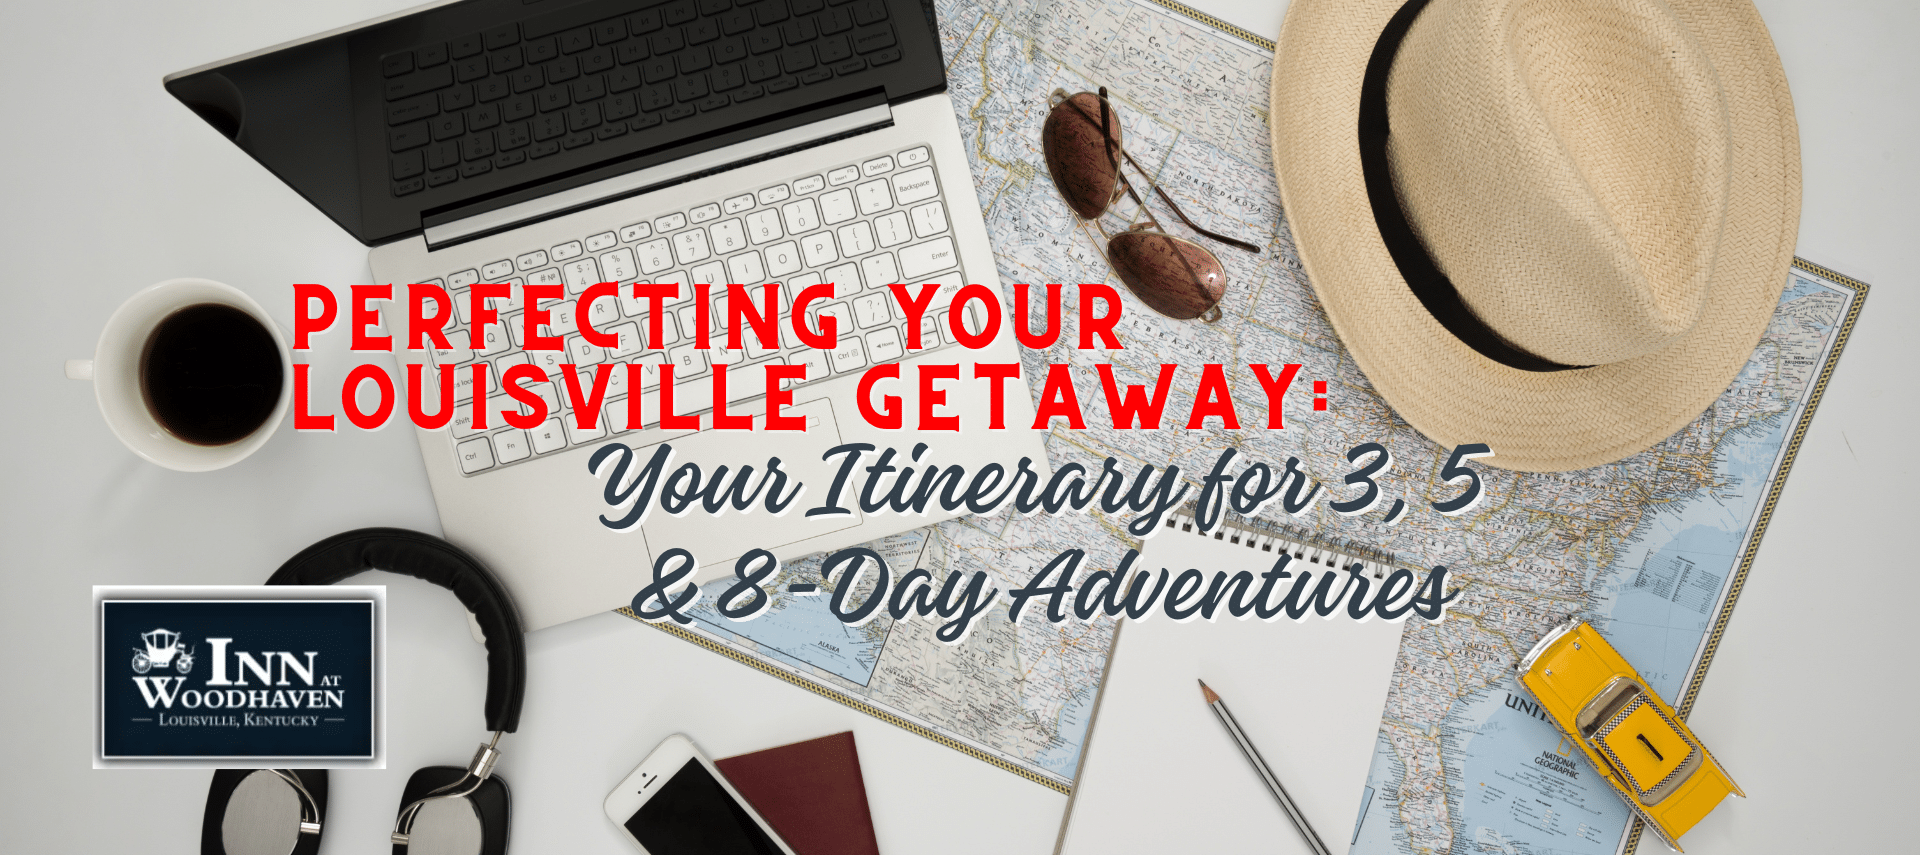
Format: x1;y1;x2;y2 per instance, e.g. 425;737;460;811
1198;680;1219;704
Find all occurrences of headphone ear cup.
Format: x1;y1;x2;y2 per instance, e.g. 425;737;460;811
394;766;511;855
201;769;327;855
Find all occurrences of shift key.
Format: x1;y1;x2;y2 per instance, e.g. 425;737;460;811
385;65;453;100
898;237;956;280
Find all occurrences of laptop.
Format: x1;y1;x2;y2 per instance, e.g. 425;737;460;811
166;0;1044;630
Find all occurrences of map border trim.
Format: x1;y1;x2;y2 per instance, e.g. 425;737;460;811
1135;0;1275;51
1616;257;1868;855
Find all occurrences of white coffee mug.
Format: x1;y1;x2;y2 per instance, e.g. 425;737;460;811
66;278;293;471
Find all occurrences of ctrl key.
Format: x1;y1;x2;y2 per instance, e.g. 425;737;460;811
457;436;496;473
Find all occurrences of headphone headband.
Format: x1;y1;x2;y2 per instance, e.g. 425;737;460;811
269;528;526;734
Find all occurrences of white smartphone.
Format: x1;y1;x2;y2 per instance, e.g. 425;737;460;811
604;734;799;855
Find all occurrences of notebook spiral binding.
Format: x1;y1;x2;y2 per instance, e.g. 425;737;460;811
1158;504;1401;580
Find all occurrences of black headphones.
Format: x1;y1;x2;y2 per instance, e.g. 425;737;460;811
200;528;527;855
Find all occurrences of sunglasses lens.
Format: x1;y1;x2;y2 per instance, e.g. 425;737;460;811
1042;92;1123;220
1108;231;1228;320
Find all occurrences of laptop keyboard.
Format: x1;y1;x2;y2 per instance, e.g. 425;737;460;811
381;0;903;198
423;141;983;476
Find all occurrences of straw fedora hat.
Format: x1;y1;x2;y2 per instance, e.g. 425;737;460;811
1269;0;1800;472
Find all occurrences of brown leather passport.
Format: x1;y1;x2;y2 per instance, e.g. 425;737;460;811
716;731;881;855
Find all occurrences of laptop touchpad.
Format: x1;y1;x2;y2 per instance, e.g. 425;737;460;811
641;397;862;577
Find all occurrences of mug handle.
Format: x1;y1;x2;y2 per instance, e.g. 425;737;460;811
65;359;93;381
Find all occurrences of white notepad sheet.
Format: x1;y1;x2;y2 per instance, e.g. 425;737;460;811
1057;529;1406;854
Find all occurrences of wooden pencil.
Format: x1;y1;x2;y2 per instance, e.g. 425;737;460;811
1199;680;1334;855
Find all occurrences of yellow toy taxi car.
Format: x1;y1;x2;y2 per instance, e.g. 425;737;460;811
1516;620;1742;851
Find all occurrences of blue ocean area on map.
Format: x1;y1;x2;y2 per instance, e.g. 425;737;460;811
685;576;888;686
1356;276;1839;854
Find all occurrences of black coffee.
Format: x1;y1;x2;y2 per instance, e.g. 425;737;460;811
140;303;284;446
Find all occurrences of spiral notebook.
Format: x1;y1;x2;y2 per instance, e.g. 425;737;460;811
1056;512;1406;855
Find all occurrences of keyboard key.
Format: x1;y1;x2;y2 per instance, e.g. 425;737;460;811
667;343;709;376
636;239;675;273
655;212;688;232
892;166;938;204
529;418;567;454
493;149;527;170
853;292;890;328
457;437;496;473
689;203;722;224
853;25;895;54
910;200;949;237
485;24;520;50
482;260;514;280
565;334;607;367
586;231;618;252
564;413;608;444
516;250;548;270
392;151;425;180
818;34;853;65
827;332;866;373
791;347;829;381
709;219;747;253
388;93;438;125
529;267;563;288
855;178;892;214
552;240;583;261
433;329;474;367
899;237;957;280
801;232;839;267
386;66;453;100
765;241;802;277
728;250;767;285
897;145;931;167
874;211;912;247
672;229;712;265
389;121;431;151
601;247;638;281
758;184;791;205
475;322;511;356
452;362;491;402
780;198;821;233
837;220;876;256
689;260;728;288
867;47;901;67
792;174;825;195
562;257;602;294
449;269;481;289
828;165;861;186
620;222;653;242
852;0;889;26
494;429;532;463
819;188;857;225
745;209;784;244
865;327;904;363
860;251;900;290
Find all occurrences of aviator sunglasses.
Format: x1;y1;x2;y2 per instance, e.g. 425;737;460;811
1042;87;1262;322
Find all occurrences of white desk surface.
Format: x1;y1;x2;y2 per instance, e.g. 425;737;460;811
2;0;1913;852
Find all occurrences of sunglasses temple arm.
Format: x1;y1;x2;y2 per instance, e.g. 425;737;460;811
1121;148;1263;254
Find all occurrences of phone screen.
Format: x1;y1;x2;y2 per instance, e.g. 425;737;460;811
624;758;785;855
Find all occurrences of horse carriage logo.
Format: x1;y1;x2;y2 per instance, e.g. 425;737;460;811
131;628;195;675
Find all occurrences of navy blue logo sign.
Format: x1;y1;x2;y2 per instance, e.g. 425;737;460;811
100;599;376;761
